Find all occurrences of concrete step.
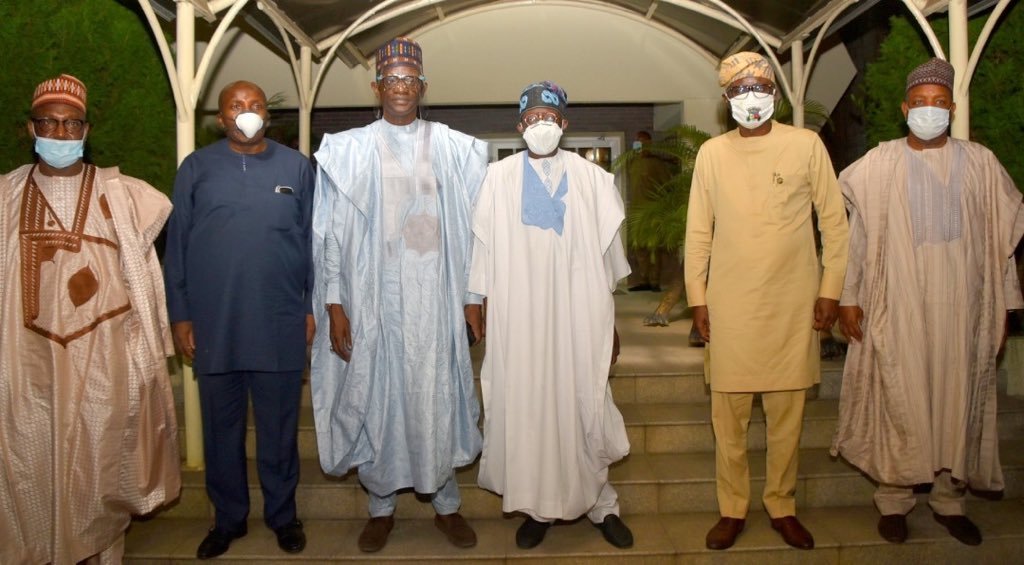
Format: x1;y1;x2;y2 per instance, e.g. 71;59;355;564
125;501;1024;563
175;394;1024;460
157;440;1024;521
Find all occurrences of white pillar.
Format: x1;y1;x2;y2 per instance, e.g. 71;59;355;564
790;39;805;129
299;46;313;156
175;1;204;471
948;0;970;139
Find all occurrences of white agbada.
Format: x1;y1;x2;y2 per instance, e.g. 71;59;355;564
469;150;631;520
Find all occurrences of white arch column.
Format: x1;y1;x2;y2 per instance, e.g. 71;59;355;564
137;0;253;469
899;0;1016;140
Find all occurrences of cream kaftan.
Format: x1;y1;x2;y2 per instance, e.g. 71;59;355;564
684;122;849;392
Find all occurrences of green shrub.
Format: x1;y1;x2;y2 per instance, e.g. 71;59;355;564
862;6;1024;189
0;0;176;194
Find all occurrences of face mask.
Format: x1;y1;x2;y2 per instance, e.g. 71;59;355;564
632;140;644;150
729;92;774;129
35;135;85;169
523;122;563;155
234;112;264;139
906;106;949;141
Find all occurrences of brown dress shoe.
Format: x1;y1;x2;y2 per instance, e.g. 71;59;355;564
770;516;814;549
933;513;982;546
435;512;477;548
705;517;745;550
358;515;394;553
877;513;908;543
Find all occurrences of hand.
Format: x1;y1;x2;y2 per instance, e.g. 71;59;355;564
813;297;840;331
464;304;484;346
610;326;621;366
692;305;710;342
306;314;316;346
172;321;196;361
326;304;352;362
838;305;864;342
1000;312;1011;355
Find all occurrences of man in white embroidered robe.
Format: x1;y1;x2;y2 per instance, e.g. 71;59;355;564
470;81;634;550
0;74;179;565
833;58;1024;546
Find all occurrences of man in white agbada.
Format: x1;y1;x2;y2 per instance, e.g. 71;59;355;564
310;37;487;553
470;81;634;550
833;57;1024;547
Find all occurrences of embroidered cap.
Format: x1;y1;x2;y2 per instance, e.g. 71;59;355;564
519;81;568;116
906;57;954;93
376;36;423;78
32;74;87;113
718;52;775;87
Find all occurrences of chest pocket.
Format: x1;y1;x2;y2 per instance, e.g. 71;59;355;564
766;166;810;221
265;188;301;231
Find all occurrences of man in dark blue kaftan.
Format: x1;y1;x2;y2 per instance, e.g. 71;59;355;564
164;81;314;559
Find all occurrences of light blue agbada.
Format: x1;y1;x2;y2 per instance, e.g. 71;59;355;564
311;119;487;496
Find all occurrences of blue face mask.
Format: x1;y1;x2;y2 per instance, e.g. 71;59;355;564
35;136;85;169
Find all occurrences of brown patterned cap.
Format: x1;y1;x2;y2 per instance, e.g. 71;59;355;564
906;57;954;93
32;74;87;113
718;52;774;87
376;36;423;77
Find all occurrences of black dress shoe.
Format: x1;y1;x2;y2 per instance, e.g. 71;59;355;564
933;513;982;545
705;517;744;550
516;517;551;549
196;526;247;559
628;283;653;292
770;516;814;549
595;514;633;548
274;519;306;553
877;513;908;543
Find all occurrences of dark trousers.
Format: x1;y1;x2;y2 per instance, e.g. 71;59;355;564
197;370;303;532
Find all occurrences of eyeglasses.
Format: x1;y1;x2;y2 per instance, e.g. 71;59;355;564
725;83;775;99
522;113;561;126
378;74;425;90
31;117;87;136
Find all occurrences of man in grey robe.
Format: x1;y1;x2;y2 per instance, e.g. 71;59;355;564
832;58;1024;546
310;37;487;553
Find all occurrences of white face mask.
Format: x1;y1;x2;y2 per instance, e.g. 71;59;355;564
906;106;950;141
234;112;264;139
729;92;774;129
522;122;563;155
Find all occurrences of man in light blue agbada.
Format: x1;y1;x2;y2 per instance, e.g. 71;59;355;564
310;36;488;553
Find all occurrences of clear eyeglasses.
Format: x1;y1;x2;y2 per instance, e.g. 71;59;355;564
378;74;425;90
725;83;775;99
522;113;561;126
31;117;87;136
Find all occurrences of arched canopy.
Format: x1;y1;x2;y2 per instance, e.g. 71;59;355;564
139;0;1017;469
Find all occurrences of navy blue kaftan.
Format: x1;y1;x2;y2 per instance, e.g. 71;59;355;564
164;139;314;374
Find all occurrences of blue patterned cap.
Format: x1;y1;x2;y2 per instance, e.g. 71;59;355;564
519;81;568;116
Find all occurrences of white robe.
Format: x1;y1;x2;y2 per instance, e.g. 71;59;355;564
469;150;631;520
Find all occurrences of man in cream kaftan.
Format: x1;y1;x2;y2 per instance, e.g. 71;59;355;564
0;75;179;565
311;37;487;553
470;81;634;550
832;58;1024;546
685;53;848;551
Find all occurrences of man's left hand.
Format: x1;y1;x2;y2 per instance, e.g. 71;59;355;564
464;304;484;346
813;298;840;331
306;314;316;346
611;326;621;366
